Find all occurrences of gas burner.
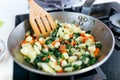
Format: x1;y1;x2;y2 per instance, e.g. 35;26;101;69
35;0;84;10
90;3;120;49
109;13;120;29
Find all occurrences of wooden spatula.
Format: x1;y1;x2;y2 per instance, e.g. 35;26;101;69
28;0;56;38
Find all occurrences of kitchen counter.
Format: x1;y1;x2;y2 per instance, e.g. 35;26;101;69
0;0;120;80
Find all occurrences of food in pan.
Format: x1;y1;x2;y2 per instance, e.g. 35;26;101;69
20;20;102;73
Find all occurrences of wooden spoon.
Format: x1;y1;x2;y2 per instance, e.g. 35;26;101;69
28;0;56;38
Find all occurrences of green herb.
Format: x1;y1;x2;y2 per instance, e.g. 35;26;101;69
34;54;49;64
73;32;80;38
51;29;58;39
73;64;80;70
57;22;62;28
86;30;91;34
45;38;53;44
81;56;87;62
53;49;62;58
95;42;102;49
88;57;96;66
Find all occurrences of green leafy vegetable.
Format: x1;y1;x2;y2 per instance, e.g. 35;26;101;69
86;30;91;34
73;64;80;70
73;32;80;38
95;42;102;49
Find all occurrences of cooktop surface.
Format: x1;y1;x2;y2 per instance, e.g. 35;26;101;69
13;2;120;80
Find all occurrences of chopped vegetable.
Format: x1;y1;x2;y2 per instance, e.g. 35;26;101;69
20;20;102;73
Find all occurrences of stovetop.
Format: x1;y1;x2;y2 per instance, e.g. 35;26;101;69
13;2;120;80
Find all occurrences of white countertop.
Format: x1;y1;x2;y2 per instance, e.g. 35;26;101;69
0;0;120;80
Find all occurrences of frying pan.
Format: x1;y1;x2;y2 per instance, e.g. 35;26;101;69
7;0;115;76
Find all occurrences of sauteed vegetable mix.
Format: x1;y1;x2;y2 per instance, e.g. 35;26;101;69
20;21;102;73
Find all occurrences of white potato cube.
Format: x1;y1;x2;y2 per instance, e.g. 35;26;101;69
34;42;42;50
33;45;40;54
63;34;70;40
41;63;55;73
54;42;60;48
68;56;77;63
42;48;48;52
83;57;89;64
88;45;96;51
72;60;82;66
64;67;74;72
25;36;33;42
54;65;63;72
61;60;68;67
85;38;94;46
62;52;69;59
78;44;86;48
20;43;37;62
73;51;82;57
49;61;56;69
50;56;57;63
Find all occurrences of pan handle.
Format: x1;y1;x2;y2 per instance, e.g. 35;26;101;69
81;0;95;15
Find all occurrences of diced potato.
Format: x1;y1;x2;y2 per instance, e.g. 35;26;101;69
64;67;74;72
79;36;84;42
39;37;45;42
72;60;82;66
39;37;45;45
57;27;64;38
73;51;82;57
37;62;46;67
48;44;54;49
49;61;57;69
33;45;40;54
84;51;90;55
68;56;77;63
80;49;86;55
54;42;60;48
78;44;86;49
50;56;57;63
41;63;55;73
75;37;80;42
20;43;37;62
54;65;63;72
42;48;48;52
70;48;76;53
61;60;68;67
49;61;63;72
63;34;70;40
85;34;91;37
88;45;96;51
80;30;85;34
83;57;89;64
89;50;95;57
25;36;33;42
85;38;94;46
34;42;42;50
64;28;70;34
62;52;69;59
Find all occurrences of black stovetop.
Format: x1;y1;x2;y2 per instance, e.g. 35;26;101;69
13;2;120;80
